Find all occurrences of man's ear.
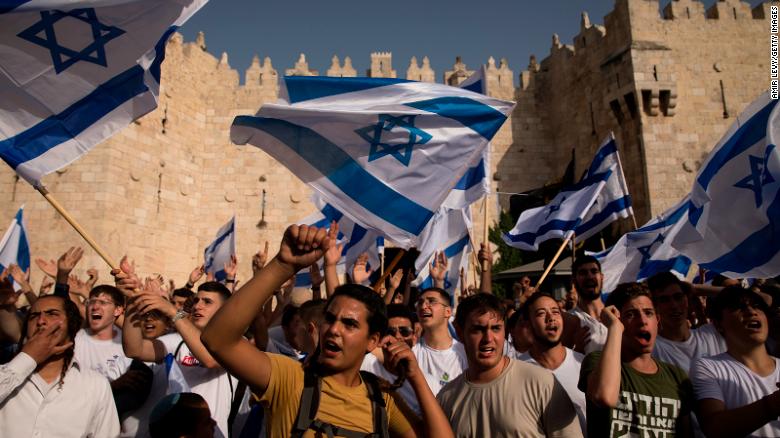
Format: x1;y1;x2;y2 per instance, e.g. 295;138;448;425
114;306;124;318
306;321;317;335
366;331;381;353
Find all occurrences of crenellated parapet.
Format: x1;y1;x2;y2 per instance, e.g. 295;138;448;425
443;56;474;86
326;55;357;77
368;52;396;78
406;56;435;82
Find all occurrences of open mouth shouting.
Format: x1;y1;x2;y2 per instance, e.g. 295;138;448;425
745;319;763;332
321;339;342;358
635;330;652;346
477;343;497;359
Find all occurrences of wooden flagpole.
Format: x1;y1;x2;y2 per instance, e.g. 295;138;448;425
36;186;118;270
373;249;405;292
482;195;489;272
533;233;573;291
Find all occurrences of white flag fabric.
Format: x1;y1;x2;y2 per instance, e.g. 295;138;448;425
0;0;207;185
164;353;190;395
231;76;514;247
503;168;613;251
0;207;31;290
574;133;633;242
593;198;692;294
672;93;780;278
203;216;235;282
295;194;382;285
413;207;472;299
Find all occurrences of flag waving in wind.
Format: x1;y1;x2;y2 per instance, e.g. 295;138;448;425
231;76;514;247
0;0;207;186
413;207;472;297
673;93;780;278
203;216;235;282
0;207;31;290
503;167;613;251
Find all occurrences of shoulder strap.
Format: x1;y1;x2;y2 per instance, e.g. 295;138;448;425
173;339;185;358
360;371;389;438
291;368;321;438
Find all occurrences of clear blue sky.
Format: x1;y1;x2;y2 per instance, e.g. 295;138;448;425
179;1;764;84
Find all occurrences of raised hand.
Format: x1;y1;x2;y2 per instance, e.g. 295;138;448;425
133;291;177;320
600;305;623;330
57;247;84;283
277;224;330;273
39;275;54;295
0;271;19;307
21;321;73;364
68;275;89;298
323;221;344;267
35;258;57;279
112;256;140;298
351;253;373;284
381;335;421;379
430;251;448;286
7;264;32;292
188;264;204;287
310;264;324;288
252;242;270;273
388;269;404;291
478;242;493;265
85;268;99;290
224;254;238;280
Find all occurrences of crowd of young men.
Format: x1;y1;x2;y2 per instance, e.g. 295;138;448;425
1;223;780;437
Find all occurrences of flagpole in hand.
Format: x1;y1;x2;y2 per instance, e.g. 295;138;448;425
534;233;574;291
482;195;490;272
36;186;118;270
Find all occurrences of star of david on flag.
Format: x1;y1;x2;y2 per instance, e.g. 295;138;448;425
0;0;207;186
232;76;514;247
593;197;692;294
672;92;780;278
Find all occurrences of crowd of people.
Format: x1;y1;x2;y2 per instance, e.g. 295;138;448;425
1;222;780;437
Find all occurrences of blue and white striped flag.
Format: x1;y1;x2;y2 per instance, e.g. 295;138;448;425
203;216;235;282
593;198;692;294
295;194;382;285
231;76;514;247
0;0;206;185
0;207;31;290
414;207;472;298
672;93;780;278
574;133;633;242
503;168;613;251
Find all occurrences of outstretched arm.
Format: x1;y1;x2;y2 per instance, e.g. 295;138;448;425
586;305;623;408
478;243;492;294
202;225;330;393
323;221;342;297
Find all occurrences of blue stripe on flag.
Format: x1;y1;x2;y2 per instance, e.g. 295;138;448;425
632;201;689;234
503;218;582;245
575;196;632;234
453;159;486;190
699;189;780;274
638;257;692;280
233;116;434;235
406;97;507;140
284;76;411;104
461;79;484;94
0;0;30;14
443;234;470;258
586;139;618;176
150;26;178;84
0;65;149;168
320;204;344;222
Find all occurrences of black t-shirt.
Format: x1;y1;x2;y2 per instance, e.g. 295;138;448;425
578;351;693;437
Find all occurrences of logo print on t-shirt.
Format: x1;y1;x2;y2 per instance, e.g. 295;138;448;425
181;355;200;367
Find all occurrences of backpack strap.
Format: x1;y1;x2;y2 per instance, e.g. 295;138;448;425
361;371;389;438
291;368;322;438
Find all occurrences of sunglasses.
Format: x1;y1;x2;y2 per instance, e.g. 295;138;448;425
387;326;414;337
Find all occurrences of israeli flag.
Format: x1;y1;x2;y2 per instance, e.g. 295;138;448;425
672;93;780;278
0;0;207;185
203;216;235;282
593;198;692;294
503;167;613;251
574;133;633;242
443;67;492;210
295;193;382;285
231;76;515;247
0;207;31;290
414;207;472;298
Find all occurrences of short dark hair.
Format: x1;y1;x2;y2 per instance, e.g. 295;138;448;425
298;299;327;325
281;304;300;328
89;285;125;307
646;272;683;296
455;293;506;329
172;288;194;299
197;281;231;301
605;282;652;311
506;310;523;331
572;255;601;274
149;392;211;438
709;286;769;322
522;292;558;319
386;304;415;324
328;284;388;336
419;287;452;306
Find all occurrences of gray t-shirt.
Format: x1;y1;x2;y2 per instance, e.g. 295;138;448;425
436;358;583;438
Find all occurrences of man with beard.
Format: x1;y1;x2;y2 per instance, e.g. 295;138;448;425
690;287;780;437
648;272;725;373
579;282;692;437
563;256;608;354
437;293;581;437
518;293;587;434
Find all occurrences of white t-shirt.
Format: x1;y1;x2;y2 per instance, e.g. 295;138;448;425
691;353;780;437
74;328;132;381
158;333;234;438
268;325;304;359
653;323;727;373
413;338;468;396
569;307;608;354
121;362;166;438
519;347;587;435
361;352;420;415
